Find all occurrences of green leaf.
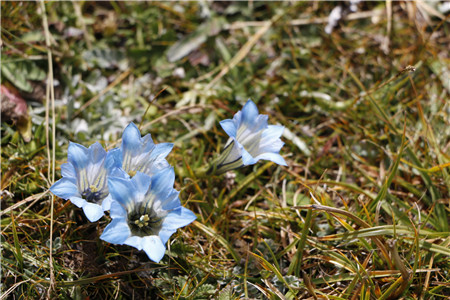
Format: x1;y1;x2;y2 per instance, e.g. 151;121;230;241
82;48;128;70
167;17;226;62
11;213;24;272
1;60;46;92
218;285;235;300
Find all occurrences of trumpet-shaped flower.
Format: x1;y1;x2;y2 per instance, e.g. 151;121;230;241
103;123;174;210
50;142;114;222
100;168;196;262
112;123;173;177
214;99;287;174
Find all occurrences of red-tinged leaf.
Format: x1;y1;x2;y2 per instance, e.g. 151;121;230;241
1;84;32;142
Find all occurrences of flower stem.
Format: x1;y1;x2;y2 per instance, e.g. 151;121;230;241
193;154;223;178
193;163;213;178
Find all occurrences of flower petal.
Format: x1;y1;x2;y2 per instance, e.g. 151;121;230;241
67;142;89;170
252;114;269;132
162;207;196;230
109;199;128;218
82;202;104;222
256;125;285;156
105;148;119;172
124;235;144;250
88;142;107;165
160;190;181;211
69;196;86;208
141;236;166;263
241;148;257;166
219;119;237;138
108;148;123;170
258;139;284;154
101;194;113;211
241;99;259;125
108;176;135;209
131;172;152;195
122;123;141;167
100;218;130;244
143;143;173;175
50;178;78;199
150;167;175;199
152;143;174;160
159;228;177;245
109;166;129;178
61;163;76;178
255;152;287;166
84;143;108;189
263;125;284;140
141;133;156;152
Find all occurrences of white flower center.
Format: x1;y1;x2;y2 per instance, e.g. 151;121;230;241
134;214;150;228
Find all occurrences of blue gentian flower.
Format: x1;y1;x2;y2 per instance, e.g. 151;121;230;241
213;99;287;174
100;168;196;262
112;123;173;177
50;142;114;222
